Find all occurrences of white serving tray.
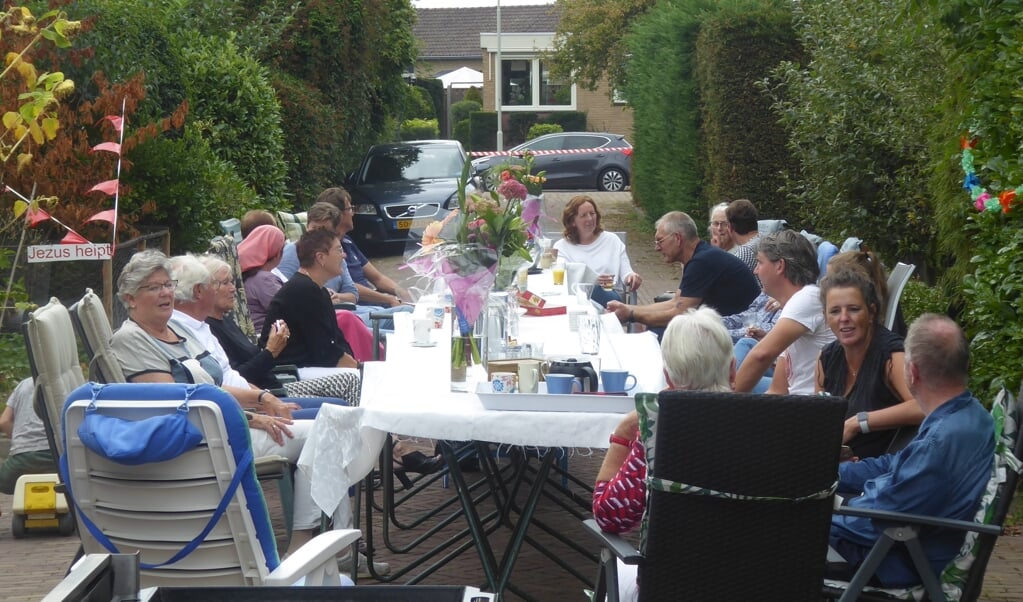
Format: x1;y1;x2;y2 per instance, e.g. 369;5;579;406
476;382;635;413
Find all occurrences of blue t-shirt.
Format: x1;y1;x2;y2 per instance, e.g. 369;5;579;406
342;236;370;287
679;240;760;316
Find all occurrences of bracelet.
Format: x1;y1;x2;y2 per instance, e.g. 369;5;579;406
609;433;632;447
857;411;870;434
257;389;270;405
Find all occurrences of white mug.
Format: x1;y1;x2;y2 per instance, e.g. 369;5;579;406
518;360;540;394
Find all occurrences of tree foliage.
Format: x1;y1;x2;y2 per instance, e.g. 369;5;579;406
763;0;946;275
549;0;655;93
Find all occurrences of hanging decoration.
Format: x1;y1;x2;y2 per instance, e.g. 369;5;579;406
961;137;1022;214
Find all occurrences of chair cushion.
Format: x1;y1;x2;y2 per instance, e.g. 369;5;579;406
276;211;307;242
73;288;126;383
208;236;257;343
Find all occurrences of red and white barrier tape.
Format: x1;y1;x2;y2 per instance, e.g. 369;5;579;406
469;148;631;157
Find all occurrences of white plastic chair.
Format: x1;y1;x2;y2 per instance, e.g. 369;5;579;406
61;382;359;588
884;262;915;331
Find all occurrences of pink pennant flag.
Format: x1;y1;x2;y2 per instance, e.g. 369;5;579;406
86;209;117;224
88;179;119;196
102;115;123;133
91;141;121;155
26;208;51;227
61;231;90;244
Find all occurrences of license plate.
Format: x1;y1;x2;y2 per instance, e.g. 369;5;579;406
396;219;412;230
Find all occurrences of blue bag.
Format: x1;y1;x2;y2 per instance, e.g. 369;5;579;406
77;383;203;465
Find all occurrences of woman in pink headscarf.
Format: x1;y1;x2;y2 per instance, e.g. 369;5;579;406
239;224;379;361
239;224;287;333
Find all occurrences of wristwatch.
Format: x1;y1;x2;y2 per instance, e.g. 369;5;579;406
857;411;870;434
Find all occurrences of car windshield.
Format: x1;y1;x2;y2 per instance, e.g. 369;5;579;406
363;146;463;184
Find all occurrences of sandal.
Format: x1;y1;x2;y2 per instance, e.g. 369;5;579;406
391;441;444;490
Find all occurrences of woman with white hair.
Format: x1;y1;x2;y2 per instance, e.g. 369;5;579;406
592;307;735;534
592;307;735;601
708;202;733;251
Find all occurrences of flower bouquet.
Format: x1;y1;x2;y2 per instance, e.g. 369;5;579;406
406;158;545;390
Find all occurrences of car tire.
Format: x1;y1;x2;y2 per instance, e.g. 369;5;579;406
481;169;498;191
598;167;627;192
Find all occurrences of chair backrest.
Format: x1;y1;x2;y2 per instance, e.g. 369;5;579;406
207;235;258;343
950;390;1022;601
219;218;242;244
637;391;847;601
70;288;126;384
276;211;307;243
884;262;915;331
23;297;87;458
61;382;280;587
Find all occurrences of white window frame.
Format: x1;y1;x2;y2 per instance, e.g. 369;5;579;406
481;32;576;111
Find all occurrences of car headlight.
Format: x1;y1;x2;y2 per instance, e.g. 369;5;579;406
354;203;377;215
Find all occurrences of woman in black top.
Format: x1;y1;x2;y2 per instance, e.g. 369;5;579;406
815;264;923;459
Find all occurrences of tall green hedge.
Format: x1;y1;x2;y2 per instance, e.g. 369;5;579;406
696;5;800;223
625;0;714;222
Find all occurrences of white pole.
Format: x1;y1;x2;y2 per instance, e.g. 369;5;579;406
496;0;503;151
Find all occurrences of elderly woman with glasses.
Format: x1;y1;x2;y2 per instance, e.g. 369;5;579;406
198;254;362;405
708;202;734;251
108;249;325;556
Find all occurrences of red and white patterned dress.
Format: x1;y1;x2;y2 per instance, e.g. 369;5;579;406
592;431;647;533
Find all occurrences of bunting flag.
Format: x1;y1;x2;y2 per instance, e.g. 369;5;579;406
86;209;116;224
88;179;119;196
61;231;90;244
90;141;121;155
27;207;51;227
101;114;123;133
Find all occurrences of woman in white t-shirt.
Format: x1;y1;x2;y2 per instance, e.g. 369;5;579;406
553;195;642;307
733;230;835;394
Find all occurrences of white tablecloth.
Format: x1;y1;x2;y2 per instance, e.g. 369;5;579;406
297;284;665;521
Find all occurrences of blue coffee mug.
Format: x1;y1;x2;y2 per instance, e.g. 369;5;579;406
546;373;581;394
600;369;637;393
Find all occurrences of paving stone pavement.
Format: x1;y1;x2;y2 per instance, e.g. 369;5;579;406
2;191;1021;600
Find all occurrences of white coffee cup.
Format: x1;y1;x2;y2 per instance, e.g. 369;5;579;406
518;360;540;394
413;318;433;345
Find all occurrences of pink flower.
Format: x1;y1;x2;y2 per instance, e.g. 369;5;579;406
497;178;528;201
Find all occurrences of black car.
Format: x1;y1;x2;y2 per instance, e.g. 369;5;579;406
347;140;471;253
471;132;633;192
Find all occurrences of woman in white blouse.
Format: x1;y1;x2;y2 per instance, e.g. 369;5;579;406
553;195;642;307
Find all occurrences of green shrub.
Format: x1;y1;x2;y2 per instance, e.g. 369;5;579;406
453;119;471;149
405;85;436;120
470;111;498;152
898;279;947;326
528;123;563;140
451;100;482;124
125;132;261;253
464;87;483;104
508;113;539;146
545;111;587;132
0;332;31;402
960;212;1023;401
400;118;440;140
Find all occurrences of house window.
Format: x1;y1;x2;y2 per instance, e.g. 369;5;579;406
503;60;531;106
540;61;570;106
500;58;575;109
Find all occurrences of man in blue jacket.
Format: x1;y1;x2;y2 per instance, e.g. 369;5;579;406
829;314;994;586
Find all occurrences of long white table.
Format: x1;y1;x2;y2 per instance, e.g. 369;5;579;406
296;284;664;595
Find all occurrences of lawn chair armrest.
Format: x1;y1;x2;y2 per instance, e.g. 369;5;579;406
264;528;362;586
834;506;1002;536
583;519;643;565
271;364;300;384
254;455;289;481
333;302;357;311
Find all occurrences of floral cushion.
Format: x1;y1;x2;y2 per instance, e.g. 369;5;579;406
824;387;1021;601
207;236;257;343
634;392;659;556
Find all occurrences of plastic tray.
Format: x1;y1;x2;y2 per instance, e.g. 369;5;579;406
475;382;634;413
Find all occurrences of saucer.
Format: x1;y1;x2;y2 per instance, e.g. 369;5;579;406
410;341;437;348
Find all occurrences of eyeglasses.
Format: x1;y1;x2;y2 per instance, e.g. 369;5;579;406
137;280;177;294
211;277;235;289
711;220;729;228
341;206;355;213
654;233;677;248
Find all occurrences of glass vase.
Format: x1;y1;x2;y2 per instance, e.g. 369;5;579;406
450;306;486;392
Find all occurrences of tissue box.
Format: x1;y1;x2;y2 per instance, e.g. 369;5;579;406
517;289;566;316
523;305;566;316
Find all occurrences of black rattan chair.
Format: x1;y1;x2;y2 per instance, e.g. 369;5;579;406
585;391;847;601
